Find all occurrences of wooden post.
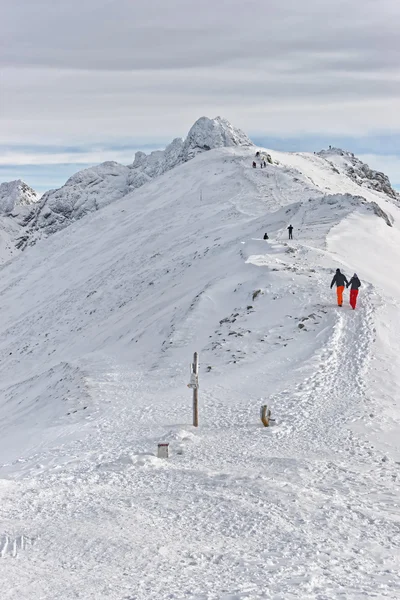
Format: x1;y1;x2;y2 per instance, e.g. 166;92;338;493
193;352;199;427
260;404;271;427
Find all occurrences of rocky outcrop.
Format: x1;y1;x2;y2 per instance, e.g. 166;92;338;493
128;116;252;189
0;180;39;214
318;148;398;201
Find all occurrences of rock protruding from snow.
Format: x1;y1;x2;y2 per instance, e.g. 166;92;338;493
128;116;252;189
0;180;39;214
318;148;398;201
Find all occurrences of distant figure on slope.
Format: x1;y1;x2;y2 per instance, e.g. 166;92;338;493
263;232;269;240
260;161;264;169
287;224;294;240
263;159;267;168
347;273;361;309
252;161;257;168
330;268;349;307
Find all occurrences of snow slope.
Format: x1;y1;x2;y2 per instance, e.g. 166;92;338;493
7;117;252;251
0;145;399;599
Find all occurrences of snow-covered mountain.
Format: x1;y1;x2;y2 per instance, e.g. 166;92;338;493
0;179;39;213
130;115;253;187
5;117;252;251
318;147;399;200
1;123;400;599
0;180;40;262
1;118;398;263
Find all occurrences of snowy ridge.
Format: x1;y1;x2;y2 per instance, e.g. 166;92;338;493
10;117;252;249
1;118;398;262
318;147;399;201
0;130;400;598
130;115;253;185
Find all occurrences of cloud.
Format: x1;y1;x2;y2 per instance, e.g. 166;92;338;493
0;0;399;147
0;144;163;166
2;0;399;72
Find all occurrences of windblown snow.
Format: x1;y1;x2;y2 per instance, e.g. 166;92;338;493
0;118;399;600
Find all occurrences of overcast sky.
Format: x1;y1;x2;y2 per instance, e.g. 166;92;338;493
1;0;399;192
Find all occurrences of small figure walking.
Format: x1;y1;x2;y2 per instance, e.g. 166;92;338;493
263;232;269;240
252;161;257;168
347;273;361;309
287;224;293;239
330;268;349;307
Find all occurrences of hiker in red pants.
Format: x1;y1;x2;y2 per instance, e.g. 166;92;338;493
347;273;361;309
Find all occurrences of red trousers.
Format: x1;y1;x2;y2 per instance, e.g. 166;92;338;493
350;289;359;309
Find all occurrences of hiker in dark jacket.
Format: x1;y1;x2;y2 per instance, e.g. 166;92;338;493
347;273;361;309
287;224;293;239
330;268;349;307
263;232;269;240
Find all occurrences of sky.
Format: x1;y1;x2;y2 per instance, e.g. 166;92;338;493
1;0;399;193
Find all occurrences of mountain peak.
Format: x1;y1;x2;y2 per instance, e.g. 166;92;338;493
0;179;39;214
182;116;253;160
318;148;398;200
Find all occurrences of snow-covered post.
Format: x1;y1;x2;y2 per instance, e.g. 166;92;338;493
187;352;199;427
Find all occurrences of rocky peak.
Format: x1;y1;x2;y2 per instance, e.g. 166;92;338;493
0;179;39;214
129;116;253;189
181;116;253;160
318;148;398;201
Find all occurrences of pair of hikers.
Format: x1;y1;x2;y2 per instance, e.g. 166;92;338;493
330;269;361;309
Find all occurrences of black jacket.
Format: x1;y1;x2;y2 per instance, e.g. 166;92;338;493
330;271;349;288
347;276;361;290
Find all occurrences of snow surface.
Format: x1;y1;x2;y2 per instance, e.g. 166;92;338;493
0;143;399;599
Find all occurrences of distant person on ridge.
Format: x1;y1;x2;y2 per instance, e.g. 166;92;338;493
287;224;293;240
252;161;257;168
263;233;269;240
330;268;349;307
347;273;361;309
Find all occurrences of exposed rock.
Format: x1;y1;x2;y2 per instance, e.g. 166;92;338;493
318;148;399;201
0;180;39;214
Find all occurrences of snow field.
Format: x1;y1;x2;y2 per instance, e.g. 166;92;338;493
0;146;399;599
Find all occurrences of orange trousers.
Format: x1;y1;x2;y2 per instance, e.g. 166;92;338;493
336;286;344;306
